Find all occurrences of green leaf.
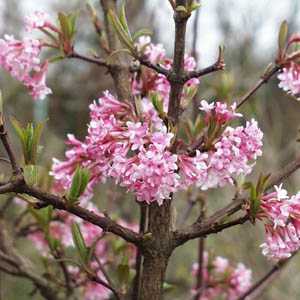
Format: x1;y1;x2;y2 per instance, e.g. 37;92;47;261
163;282;174;292
190;2;201;12
176;5;187;13
58;12;69;39
278;20;288;53
119;1;131;38
68;166;82;203
58;12;78;41
10;117;26;148
67;167;90;205
150;92;165;116
24;165;39;186
10;118;45;165
71;222;88;264
132;28;152;42
78;168;90;196
48;55;65;63
29;205;53;229
108;10;134;52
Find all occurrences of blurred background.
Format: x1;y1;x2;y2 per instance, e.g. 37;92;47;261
0;0;300;299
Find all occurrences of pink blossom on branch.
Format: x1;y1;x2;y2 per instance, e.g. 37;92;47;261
51;93;263;205
259;184;300;260
0;35;51;100
278;62;300;98
24;11;52;32
192;252;252;300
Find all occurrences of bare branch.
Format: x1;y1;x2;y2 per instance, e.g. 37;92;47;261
88;272;121;300
182;58;225;82
237;253;296;300
0;120;21;175
136;56;170;77
237;65;281;109
68;51;111;69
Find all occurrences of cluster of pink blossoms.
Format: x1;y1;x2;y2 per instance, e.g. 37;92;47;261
51;89;263;205
0;12;52;100
192;252;252;300
258;184;300;260
278;62;300;98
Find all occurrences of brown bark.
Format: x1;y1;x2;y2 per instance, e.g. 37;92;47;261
139;200;173;300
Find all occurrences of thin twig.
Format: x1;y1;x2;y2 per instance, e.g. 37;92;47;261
236;253;296;300
237;65;281;109
69;51;111;69
194;199;206;300
0;119;21;175
88;272;121;300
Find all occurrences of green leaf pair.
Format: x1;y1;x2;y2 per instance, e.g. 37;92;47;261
71;222;90;265
11;117;45;165
67;166;90;205
243;173;271;221
108;1;152;55
58;12;78;43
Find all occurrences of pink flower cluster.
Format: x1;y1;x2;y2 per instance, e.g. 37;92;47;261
25;11;52;32
278;62;300;98
51;91;179;205
0;34;51;100
199;100;242;125
0;11;56;100
51;93;263;205
192;252;252;300
259;184;300;260
132;36;200;111
179;102;263;190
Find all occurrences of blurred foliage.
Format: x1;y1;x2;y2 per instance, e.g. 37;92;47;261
1;0;300;299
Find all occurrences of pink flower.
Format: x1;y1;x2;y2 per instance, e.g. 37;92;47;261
192;252;252;300
278;62;300;98
178;151;208;187
259;186;300;260
25;11;52;32
124;121;148;150
199;100;242;125
213;256;229;273
83;282;111;300
201;119;263;190
0;35;51;100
